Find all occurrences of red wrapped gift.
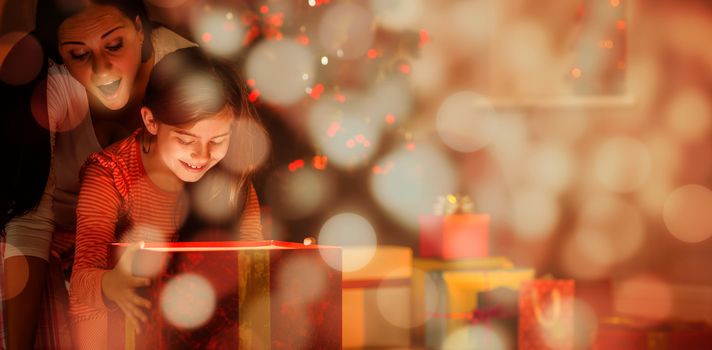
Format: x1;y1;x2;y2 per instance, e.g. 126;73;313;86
518;279;575;350
107;241;342;349
419;214;489;260
593;318;712;350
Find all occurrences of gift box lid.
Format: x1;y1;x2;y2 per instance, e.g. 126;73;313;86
110;240;340;251
342;246;412;282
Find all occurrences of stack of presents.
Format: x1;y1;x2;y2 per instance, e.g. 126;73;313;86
342;207;575;349
104;200;712;349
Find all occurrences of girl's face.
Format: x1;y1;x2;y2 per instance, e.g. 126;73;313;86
58;4;144;110
143;107;234;183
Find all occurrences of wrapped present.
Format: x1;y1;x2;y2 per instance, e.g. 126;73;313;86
426;268;535;349
106;241;342;349
342;246;412;348
593;317;712;350
519;279;576;350
411;257;514;345
419;214;490;260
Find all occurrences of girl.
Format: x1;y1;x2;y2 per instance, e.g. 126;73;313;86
69;47;265;348
2;0;195;348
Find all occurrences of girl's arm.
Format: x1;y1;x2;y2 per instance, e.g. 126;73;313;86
70;163;123;310
70;163;151;328
237;182;263;241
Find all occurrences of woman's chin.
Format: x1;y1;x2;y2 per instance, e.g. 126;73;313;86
102;97;129;110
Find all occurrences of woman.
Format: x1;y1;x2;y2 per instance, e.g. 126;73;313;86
1;0;195;348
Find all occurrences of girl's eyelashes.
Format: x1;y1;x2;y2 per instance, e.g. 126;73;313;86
210;138;226;145
177;137;195;145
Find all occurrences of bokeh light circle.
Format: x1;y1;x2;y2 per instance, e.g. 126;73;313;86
318;213;377;272
265;167;336;220
510;186;560;240
224;117;271;174
307;95;382;169
318;2;374;59
369;0;424;31
1;243;29;301
593;137;652;193
663;184;712;243
0;32;43;85
527;143;576;194
246;40;315;105
365;76;414;127
370;142;458;230
375;267;413;329
191;170;238;223
436;91;498;152
614;274;672;321
442;325;508;350
572;299;599;349
160;273;216;329
190;6;245;57
664;88;712;142
577;194;646;264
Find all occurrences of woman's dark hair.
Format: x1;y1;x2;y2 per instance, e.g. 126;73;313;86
35;0;154;63
144;47;267;241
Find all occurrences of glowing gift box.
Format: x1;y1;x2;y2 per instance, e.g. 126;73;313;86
518;279;575;350
424;268;535;349
419;214;490;260
341;246;412;348
411;257;514;345
106;241;342;349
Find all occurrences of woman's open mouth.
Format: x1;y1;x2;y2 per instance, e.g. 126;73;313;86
97;79;121;97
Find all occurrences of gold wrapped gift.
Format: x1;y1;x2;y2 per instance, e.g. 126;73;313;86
342;246;413;348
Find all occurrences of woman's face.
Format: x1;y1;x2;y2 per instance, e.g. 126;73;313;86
58;5;144;110
146;107;234;183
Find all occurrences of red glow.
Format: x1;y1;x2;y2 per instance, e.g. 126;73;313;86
260;5;269;14
372;165;382;174
367;49;379;59
385;114;396;124
312;155;328;170
419;29;429;47
296;34;310;45
248;90;260;102
407;142;416;151
247;79;255;87
288;159;305;172
355;134;365;143
335;94;346;103
616;20;626;31
201;32;213;43
326;121;341;137
399;63;411;74
310;84;324;100
346;139;355;148
266;13;284;27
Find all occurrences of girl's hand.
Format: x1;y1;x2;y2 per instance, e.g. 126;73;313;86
101;241;152;333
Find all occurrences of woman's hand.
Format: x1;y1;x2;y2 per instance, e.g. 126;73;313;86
101;241;152;333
